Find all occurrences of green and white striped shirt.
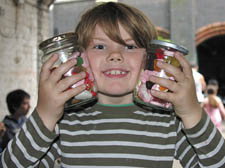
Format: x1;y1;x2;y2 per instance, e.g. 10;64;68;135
1;103;225;167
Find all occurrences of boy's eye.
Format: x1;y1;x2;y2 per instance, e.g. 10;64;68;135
94;45;105;50
125;45;137;50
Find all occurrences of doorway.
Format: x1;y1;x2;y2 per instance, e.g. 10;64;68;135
197;35;225;103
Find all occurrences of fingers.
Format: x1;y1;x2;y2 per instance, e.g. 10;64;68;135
48;58;77;84
40;54;79;85
150;89;174;103
149;74;179;103
56;72;86;92
149;75;177;93
38;53;86;102
148;51;194;104
80;51;87;58
155;52;192;83
40;54;59;82
174;52;192;77
69;52;81;60
61;83;86;102
156;59;184;83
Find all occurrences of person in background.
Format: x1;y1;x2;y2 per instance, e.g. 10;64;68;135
192;63;206;103
202;79;225;132
0;89;30;150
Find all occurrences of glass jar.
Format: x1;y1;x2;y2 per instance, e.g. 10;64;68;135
39;32;97;111
133;40;188;111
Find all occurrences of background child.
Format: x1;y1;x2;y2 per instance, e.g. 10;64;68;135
1;2;225;168
0;89;30;151
202;79;225;132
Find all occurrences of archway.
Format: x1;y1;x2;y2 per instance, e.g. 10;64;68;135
196;22;225;46
196;22;225;101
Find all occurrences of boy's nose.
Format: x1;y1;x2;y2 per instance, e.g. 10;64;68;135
107;52;124;63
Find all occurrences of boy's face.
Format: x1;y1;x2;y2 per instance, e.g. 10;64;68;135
16;97;30;117
86;24;146;103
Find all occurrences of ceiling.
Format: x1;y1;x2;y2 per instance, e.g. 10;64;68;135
54;0;118;4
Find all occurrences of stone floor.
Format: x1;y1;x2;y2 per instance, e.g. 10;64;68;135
172;120;225;168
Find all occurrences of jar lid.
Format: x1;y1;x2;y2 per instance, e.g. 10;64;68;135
39;32;76;50
150;40;189;55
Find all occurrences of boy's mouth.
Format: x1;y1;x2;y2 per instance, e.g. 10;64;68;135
103;69;128;78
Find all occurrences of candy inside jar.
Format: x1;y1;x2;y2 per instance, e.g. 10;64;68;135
133;40;188;111
64;52;97;109
39;32;97;111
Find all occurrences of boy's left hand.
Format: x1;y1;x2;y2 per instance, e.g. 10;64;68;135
149;52;202;129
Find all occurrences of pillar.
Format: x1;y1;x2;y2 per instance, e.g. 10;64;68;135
170;0;197;64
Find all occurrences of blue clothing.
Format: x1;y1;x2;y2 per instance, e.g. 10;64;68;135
0;115;27;150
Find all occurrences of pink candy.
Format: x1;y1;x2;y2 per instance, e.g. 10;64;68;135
137;70;172;109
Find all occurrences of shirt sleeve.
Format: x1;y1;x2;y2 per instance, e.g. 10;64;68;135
175;110;225;167
0;109;59;168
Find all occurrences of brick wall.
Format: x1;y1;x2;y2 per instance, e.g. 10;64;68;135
0;0;51;120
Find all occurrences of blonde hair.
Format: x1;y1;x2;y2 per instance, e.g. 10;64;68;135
75;2;157;50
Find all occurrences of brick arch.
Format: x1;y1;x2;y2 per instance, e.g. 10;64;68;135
155;26;170;39
195;22;225;46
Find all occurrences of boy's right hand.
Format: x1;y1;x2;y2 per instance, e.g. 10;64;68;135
36;54;86;131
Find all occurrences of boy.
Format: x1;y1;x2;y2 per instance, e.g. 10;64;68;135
1;2;225;168
0;89;30;151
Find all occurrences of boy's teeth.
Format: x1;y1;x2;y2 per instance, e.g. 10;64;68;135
106;70;126;75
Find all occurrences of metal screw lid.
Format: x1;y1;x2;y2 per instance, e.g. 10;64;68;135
150;40;189;55
39;32;75;50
